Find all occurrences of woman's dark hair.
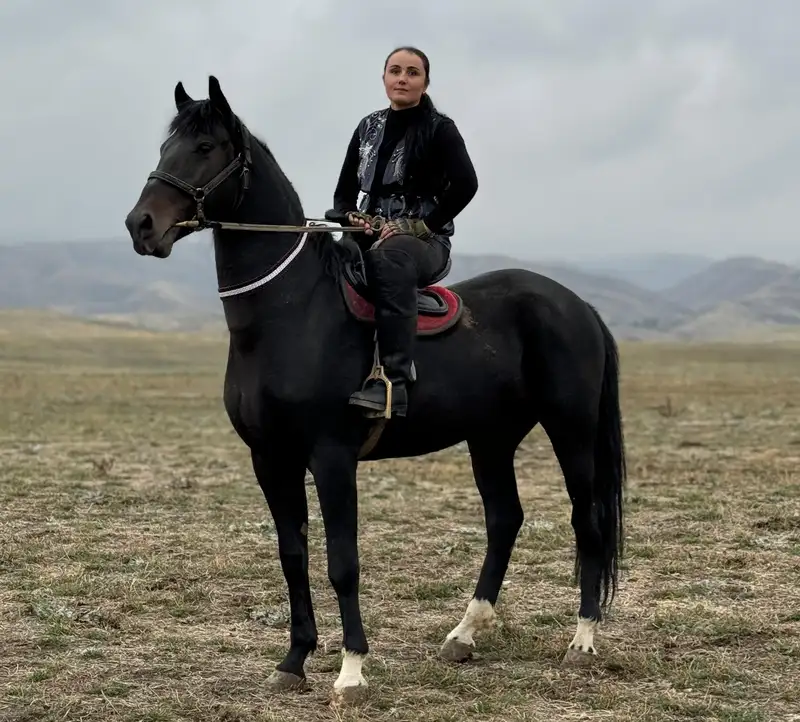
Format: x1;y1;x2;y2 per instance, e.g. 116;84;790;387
384;46;441;183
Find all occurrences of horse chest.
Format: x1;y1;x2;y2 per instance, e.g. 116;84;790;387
225;364;315;431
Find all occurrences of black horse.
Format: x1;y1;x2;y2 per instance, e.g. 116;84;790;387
125;76;626;702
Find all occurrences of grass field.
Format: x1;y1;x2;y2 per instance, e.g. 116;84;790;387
1;311;799;721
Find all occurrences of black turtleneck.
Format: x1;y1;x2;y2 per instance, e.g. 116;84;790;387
332;104;478;234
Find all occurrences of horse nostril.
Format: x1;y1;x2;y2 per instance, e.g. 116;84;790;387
125;210;155;239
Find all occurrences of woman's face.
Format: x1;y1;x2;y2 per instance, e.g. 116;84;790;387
383;50;428;109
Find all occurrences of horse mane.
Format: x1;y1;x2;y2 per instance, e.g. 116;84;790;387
167;99;351;281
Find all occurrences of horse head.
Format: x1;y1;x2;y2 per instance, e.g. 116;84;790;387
125;76;251;258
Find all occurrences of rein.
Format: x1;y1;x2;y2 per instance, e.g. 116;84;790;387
148;120;383;236
146;122;385;300
173;217;379;234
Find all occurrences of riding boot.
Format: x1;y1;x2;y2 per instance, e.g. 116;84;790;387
349;247;417;418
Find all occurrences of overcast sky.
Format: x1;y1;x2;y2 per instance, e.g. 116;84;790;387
0;0;796;263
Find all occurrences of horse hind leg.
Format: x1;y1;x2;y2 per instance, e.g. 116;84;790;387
440;437;525;662
545;410;623;668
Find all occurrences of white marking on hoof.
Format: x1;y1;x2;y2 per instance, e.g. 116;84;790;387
440;598;495;662
266;669;308;692
562;616;598;667
332;650;368;703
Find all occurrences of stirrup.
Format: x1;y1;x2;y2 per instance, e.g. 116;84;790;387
358;339;393;419
350;332;417;420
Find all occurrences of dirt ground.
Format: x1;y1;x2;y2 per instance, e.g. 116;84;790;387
1;316;799;721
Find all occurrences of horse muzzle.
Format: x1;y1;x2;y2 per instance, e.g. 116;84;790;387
125;205;181;258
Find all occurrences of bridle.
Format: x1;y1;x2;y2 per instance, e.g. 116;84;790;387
143;118;384;300
147;121;253;230
146;121;382;235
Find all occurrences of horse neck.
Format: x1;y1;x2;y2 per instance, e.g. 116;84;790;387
212;156;306;289
210;155;338;337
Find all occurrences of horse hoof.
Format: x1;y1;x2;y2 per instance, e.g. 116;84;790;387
332;681;369;705
439;638;474;663
561;648;596;668
266;670;308;692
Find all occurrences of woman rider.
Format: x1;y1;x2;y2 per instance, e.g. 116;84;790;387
332;46;479;418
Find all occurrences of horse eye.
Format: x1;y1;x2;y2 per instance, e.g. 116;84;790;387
197;142;214;153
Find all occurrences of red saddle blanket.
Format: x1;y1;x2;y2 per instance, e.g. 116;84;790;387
342;281;464;337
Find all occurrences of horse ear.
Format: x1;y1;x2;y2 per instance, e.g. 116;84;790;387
174;81;193;109
208;75;233;119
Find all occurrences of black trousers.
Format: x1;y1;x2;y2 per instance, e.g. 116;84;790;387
360;233;449;384
364;233;449;311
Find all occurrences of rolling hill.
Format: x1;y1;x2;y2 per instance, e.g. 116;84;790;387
564;252;716;292
0;238;798;341
666;261;800;340
0;237;219;330
662;257;798;312
447;254;691;336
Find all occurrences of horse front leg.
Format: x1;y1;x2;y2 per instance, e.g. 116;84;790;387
252;447;318;691
308;438;369;703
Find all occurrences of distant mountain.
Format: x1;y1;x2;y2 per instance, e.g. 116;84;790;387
0;239;798;341
447;254;691;336
564;252;715;291
667;261;800;340
0;237;219;330
662;257;798;312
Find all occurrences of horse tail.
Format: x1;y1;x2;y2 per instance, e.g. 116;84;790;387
588;304;627;608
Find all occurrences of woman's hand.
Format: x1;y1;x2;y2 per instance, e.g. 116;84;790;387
347;212;375;236
370;218;433;248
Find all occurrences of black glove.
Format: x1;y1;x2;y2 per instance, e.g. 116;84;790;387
382;217;434;240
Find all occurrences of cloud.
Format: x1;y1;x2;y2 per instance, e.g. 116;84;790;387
0;0;797;263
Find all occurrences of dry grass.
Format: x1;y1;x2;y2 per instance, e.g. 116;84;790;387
1;316;799;721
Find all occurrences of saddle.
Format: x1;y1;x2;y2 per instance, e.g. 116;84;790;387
324;209;455;310
340;236;452;315
323;210;464;337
